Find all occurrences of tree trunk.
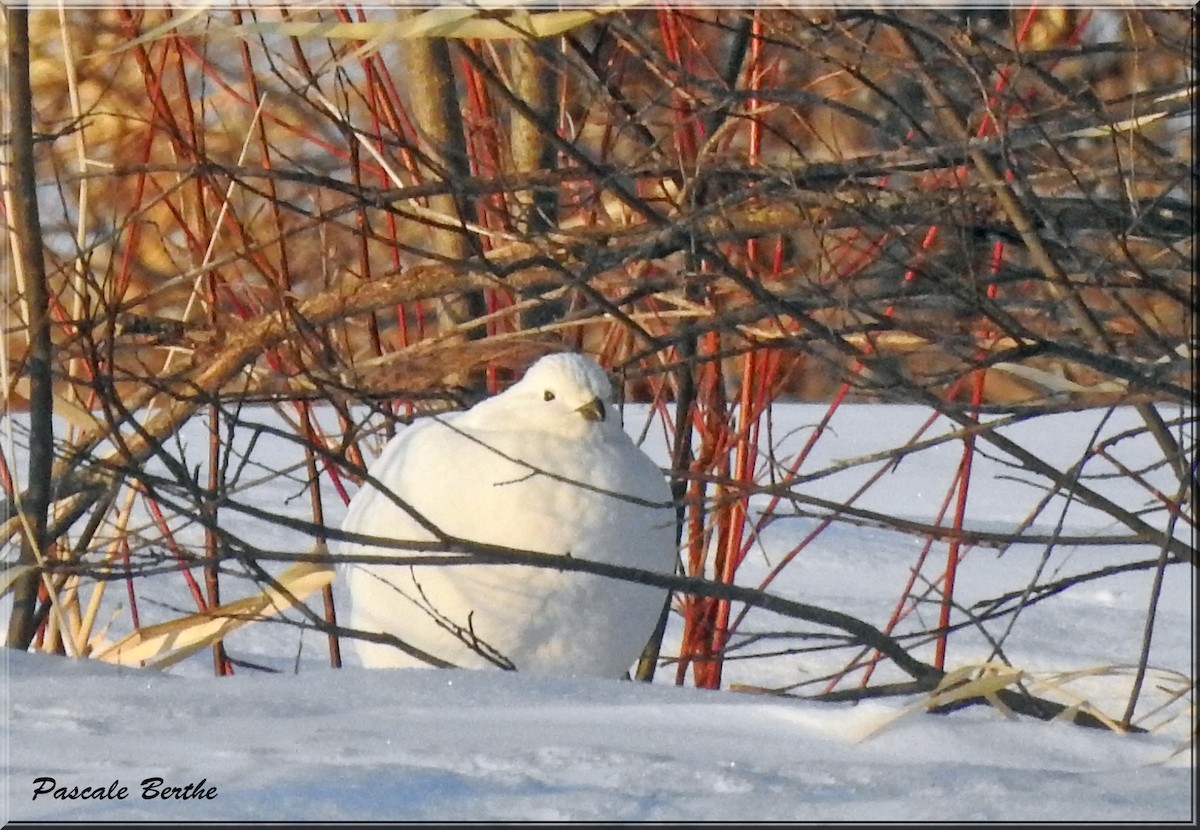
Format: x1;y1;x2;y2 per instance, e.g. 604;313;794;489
396;12;484;364
4;7;55;650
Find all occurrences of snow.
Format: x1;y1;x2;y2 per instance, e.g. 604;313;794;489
2;650;1192;822
2;402;1194;821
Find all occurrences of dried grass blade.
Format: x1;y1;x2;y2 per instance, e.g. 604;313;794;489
86;5;211;57
91;562;334;670
0;564;35;597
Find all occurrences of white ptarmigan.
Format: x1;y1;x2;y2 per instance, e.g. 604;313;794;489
338;352;676;677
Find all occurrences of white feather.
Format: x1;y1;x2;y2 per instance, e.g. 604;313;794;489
339;353;676;677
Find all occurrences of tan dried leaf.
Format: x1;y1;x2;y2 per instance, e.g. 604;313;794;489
90;561;334;670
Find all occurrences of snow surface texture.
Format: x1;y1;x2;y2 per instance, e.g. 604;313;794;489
3;649;1191;822
339;353;676;675
2;403;1194;821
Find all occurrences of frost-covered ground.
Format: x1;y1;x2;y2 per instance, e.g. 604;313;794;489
2;403;1194;821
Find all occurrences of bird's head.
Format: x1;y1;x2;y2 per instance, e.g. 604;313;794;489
503;352;618;435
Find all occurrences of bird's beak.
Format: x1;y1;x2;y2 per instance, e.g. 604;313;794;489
576;397;606;422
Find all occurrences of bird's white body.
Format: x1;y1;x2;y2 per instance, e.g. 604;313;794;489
339;353;676;677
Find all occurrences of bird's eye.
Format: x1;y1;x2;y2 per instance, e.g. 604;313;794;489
543;390;556;402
